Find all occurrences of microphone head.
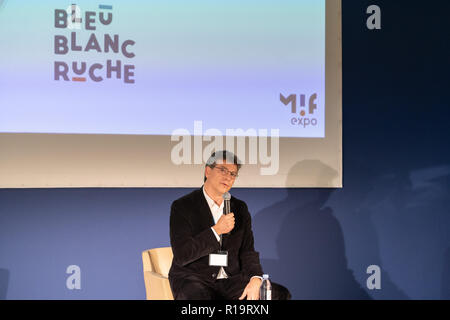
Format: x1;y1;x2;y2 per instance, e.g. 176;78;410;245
223;192;231;201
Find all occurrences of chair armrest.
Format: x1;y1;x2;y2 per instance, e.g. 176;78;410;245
143;271;174;300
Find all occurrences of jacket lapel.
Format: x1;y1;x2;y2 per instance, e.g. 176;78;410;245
195;187;216;228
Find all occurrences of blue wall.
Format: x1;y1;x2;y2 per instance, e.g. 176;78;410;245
1;0;449;299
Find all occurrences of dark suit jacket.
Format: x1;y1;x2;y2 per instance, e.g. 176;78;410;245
168;187;263;290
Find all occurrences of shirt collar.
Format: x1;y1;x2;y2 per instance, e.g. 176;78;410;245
202;186;224;211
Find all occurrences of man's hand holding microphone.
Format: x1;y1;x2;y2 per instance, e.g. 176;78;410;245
212;213;235;235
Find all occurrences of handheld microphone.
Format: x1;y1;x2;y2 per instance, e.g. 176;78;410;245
222;192;231;237
223;192;231;215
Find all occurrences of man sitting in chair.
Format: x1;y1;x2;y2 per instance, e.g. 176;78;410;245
169;150;290;300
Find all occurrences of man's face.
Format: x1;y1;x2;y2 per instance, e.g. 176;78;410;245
204;160;238;196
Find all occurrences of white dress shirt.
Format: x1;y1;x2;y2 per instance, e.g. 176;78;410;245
203;186;228;279
203;187;262;282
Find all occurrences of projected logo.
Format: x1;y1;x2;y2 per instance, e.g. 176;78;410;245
280;93;318;128
53;4;136;83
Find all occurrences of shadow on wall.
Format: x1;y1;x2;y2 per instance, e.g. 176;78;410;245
254;160;371;299
325;160;410;300
0;269;9;299
255;159;450;299
337;163;450;299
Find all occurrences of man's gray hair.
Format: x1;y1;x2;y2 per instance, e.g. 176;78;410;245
204;150;242;182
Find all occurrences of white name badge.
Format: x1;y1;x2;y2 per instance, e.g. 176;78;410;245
209;251;228;267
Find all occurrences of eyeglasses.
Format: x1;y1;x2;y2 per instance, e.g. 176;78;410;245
213;166;239;179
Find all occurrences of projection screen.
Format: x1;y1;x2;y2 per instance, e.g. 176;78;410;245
0;0;342;188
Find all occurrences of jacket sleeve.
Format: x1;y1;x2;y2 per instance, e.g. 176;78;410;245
170;200;220;267
238;202;264;279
